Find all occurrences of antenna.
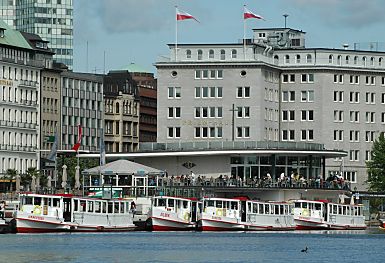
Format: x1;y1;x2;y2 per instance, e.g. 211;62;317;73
103;51;106;74
86;41;89;73
283;14;289;28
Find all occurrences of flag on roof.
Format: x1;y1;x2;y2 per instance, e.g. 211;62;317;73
244;7;264;20
177;8;199;22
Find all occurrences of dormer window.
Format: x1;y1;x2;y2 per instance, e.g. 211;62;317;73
0;28;5;38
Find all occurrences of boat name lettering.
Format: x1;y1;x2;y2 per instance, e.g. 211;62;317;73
160;212;170;218
212;216;221;220
28;215;45;221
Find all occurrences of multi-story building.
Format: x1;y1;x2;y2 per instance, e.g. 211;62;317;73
0;0;74;68
155;27;385;191
61;71;103;152
103;70;139;153
0;20;53;177
121;63;157;143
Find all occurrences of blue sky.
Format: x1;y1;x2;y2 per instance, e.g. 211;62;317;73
73;0;385;74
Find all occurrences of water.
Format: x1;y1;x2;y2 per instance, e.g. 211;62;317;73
1;229;385;263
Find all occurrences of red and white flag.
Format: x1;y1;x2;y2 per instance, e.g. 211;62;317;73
72;125;82;152
177;8;199;22
244;7;264;20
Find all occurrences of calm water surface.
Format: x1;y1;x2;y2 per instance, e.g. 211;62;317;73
0;229;384;263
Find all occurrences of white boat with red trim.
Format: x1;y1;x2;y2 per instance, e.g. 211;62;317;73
292;199;366;230
198;197;295;231
15;193;137;233
147;196;201;231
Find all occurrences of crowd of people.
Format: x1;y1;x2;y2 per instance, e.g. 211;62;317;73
159;171;351;190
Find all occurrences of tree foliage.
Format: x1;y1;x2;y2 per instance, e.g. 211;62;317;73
366;133;385;191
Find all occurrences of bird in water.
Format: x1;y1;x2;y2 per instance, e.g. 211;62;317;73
301;246;308;253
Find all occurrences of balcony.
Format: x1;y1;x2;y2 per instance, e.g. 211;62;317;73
0;120;37;130
19;99;38;107
0;144;37;152
18;80;39;89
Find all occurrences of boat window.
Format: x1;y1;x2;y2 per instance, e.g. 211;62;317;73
342;206;346;215
207;200;214;207
274;205;279;215
114;202;119;213
259;204;264;214
126;202;130;213
176;200;181;208
280;205;284;215
53;198;60;207
168;199;174;208
80;200;86;212
333;205;338;214
42;198;48;206
253;203;258;213
295;202;301;208
183;201;188;209
230;201;238;210
157;198;166;207
88;201;94;213
302;202;307;209
284;205;288;214
265;204;270;214
315;203;322;210
247;202;251;213
34;197;41;206
346;206;350;216
95;201;101;213
216;201;222;208
338;206;342;215
73;200;79;211
48;198;52;206
102;202;106;213
120;202;124;213
108;202;113;213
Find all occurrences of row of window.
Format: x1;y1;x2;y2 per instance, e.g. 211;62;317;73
281;90;314;102
281;129;314;141
167;126;253;139
195;70;223;79
187;49;238;60
282;110;314;121
334;130;379;142
281;73;314;83
334;91;384;104
0;157;37;175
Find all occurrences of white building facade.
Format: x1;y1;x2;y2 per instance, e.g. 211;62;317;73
0;21;53;175
155;28;385;191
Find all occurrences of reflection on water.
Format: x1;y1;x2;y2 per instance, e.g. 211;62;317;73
0;228;384;263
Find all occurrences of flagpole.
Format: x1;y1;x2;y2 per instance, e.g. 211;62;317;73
175;5;178;61
243;5;246;60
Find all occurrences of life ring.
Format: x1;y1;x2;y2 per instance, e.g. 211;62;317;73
216;209;223;216
183;212;190;221
33;205;41;215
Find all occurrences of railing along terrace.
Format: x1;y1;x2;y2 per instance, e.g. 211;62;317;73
139;141;326;152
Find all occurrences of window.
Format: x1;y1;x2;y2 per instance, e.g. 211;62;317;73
329;55;334;64
333;91;344;102
301;74;314;83
282;110;295;121
365;112;375;123
349;92;360;103
306;54;312;63
209;49;214;59
345;55;350;64
282;91;295;102
195;87;201;98
333;110;344;122
365;92;375;104
301;130;314;141
349;130;360;142
282;130;295;141
186;50;191;59
301;90;314;102
220;50;225;60
349;150;359;162
333;130;344;141
231;49;237;59
365;76;375;85
349;111;360;122
168;87;181;98
349;75;360;84
197;50;203;60
296;54;301;63
282;74;295;83
334;74;343;83
236;126;250;138
237;87;250;98
168;127;180;138
365;131;376;142
195;69;223;79
285;55;290;64
301;110;314;121
237;106;250;118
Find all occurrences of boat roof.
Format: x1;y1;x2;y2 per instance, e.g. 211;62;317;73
153;196;199;201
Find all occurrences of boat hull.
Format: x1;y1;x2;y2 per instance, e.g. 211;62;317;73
199;218;244;231
148;217;196;231
295;218;366;230
16;217;70;233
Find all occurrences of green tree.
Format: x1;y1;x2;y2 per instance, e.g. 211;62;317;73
5;168;17;192
23;167;40;190
366;133;385;191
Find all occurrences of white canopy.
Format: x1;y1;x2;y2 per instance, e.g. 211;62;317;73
82;159;163;176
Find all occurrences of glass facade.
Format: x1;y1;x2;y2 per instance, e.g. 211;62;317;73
0;0;73;69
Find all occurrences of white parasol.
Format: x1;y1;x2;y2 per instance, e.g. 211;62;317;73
47;175;52;188
62;165;67;189
75;165;81;190
31;175;36;192
15;174;21;192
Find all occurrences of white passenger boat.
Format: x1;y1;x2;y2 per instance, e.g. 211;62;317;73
199;197;295;231
292;199;366;230
15;193;137;233
147;196;201;231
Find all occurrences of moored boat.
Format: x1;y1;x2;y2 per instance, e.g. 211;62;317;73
292;199;366;230
15;193;137;233
147;196;201;231
199;197;295;231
